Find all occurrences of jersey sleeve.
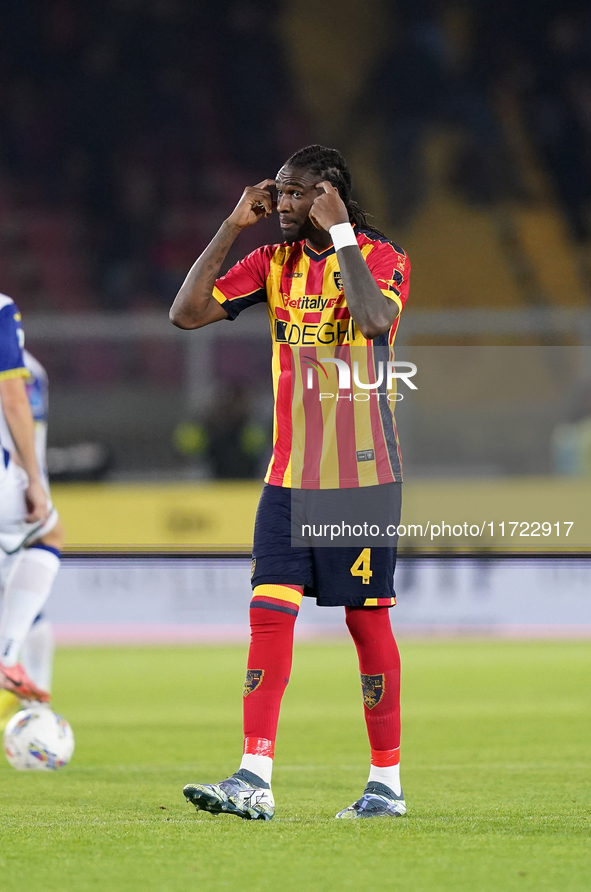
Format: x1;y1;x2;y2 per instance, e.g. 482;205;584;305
212;246;272;320
364;240;411;316
0;299;27;381
23;351;49;423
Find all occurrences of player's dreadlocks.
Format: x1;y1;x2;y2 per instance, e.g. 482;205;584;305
285;144;388;238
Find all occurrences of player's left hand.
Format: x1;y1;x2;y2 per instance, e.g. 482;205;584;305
25;479;50;524
309;182;349;231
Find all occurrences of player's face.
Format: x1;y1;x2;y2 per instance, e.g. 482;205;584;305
275;165;324;243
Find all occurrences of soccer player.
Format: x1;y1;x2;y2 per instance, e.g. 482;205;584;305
0;295;63;704
0;349;61;724
170;145;410;820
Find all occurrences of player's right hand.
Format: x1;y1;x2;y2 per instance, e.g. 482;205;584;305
227;180;276;229
25;479;50;524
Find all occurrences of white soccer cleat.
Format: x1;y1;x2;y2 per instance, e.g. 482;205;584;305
336;782;406;819
183;769;275;821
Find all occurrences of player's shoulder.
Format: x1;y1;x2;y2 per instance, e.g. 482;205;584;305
261;241;300;259
243;241;301;268
356;229;410;276
355;228;407;258
239;242;286;264
0;293;17;313
0;293;22;330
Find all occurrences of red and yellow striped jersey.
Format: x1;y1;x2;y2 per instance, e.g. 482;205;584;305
213;228;410;489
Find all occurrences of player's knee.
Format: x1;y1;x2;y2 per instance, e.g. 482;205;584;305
345;604;370;627
345;605;392;642
345;605;358;632
345;606;367;643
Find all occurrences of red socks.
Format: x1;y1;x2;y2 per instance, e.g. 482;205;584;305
345;606;401;756
242;585;303;749
241;592;400;791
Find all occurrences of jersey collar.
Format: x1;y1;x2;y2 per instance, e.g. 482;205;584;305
303;225;359;261
303;241;335;261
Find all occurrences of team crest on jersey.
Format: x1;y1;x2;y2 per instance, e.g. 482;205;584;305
243;669;264;697
251;558;256;579
333;271;343;291
361;673;385;709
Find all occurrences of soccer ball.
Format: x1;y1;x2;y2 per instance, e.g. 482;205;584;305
3;707;75;771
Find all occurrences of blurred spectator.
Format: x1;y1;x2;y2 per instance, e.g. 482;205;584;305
2;0;591;311
0;0;300;312
173;385;269;479
552;384;591;474
526;11;591;242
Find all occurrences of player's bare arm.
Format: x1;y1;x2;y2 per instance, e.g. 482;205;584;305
0;376;49;522
169;179;276;330
310;182;398;340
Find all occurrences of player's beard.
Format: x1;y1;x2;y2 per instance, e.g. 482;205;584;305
280;216;316;244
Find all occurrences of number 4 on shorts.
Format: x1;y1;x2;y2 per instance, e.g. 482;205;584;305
350;548;372;584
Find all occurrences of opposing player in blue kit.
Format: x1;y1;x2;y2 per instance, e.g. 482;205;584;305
0;294;64;706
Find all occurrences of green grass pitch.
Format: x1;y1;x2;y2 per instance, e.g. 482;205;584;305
0;640;589;892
